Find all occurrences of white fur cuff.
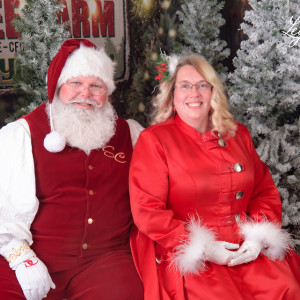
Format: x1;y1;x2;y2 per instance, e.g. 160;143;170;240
239;220;293;261
171;217;215;275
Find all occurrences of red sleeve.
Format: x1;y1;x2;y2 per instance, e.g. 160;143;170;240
129;129;186;251
241;126;282;225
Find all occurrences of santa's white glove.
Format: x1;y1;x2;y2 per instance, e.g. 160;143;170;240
13;254;55;300
0;239;55;300
228;240;262;267
205;241;240;265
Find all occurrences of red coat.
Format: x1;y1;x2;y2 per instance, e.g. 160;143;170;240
129;115;300;300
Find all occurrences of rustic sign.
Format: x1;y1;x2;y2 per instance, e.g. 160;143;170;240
0;0;129;88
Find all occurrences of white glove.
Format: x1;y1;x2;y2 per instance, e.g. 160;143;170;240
13;253;55;300
228;240;262;267
205;241;240;265
0;239;55;300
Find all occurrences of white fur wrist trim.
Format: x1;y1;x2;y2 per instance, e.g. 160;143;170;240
239;220;292;260
171;217;215;275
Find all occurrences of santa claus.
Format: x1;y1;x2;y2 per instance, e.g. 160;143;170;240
0;39;144;300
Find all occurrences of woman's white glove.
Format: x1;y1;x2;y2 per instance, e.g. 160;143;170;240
228;240;262;266
0;239;55;300
13;253;55;300
205;241;240;265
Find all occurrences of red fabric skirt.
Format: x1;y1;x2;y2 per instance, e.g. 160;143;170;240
158;250;300;300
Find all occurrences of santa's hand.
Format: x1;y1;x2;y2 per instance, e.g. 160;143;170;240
0;239;55;300
228;240;262;267
205;241;240;265
13;254;55;300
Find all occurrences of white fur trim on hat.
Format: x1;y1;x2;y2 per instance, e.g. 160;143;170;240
239;220;293;261
57;43;116;95
171;216;216;275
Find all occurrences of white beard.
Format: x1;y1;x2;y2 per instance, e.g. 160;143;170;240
47;96;117;154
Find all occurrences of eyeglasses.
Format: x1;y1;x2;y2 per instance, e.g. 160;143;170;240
66;81;106;96
175;81;212;92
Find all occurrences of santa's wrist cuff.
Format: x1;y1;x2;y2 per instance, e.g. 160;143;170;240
171;216;215;275
239;220;293;260
0;239;36;268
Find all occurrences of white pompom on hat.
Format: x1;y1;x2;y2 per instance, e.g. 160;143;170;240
44;130;66;153
44;38;116;153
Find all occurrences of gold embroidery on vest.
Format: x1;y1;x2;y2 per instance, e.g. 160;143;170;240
102;146;126;163
102;146;114;158
8;242;30;263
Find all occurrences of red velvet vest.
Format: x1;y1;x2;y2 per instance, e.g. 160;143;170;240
23;103;133;272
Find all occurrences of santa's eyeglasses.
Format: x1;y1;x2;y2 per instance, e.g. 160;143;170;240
65;81;106;96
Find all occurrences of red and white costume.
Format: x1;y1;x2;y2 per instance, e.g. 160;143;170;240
0;103;144;299
129;114;300;300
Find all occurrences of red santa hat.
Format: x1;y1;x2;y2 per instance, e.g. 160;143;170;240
44;38;116;153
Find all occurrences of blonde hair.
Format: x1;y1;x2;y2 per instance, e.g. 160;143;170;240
151;54;237;137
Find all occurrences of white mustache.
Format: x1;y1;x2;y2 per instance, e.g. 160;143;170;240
69;98;102;109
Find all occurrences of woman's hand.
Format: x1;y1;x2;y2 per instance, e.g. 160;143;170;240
205;241;240;265
228;240;262;266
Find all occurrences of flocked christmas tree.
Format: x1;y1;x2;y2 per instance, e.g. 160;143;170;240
125;0;181;126
8;0;70;121
177;0;230;78
228;0;300;251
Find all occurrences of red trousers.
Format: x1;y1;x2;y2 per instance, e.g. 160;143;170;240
0;250;143;300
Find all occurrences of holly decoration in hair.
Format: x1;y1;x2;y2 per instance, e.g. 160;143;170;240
155;53;170;84
154;52;179;84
